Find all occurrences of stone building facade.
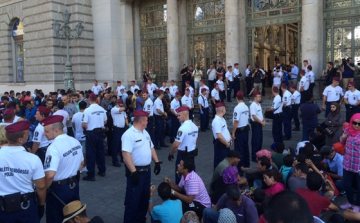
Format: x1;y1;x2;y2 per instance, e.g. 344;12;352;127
0;0;359;93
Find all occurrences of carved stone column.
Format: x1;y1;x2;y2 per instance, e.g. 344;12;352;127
238;0;247;93
133;0;142;81
225;0;239;67
178;0;188;69
167;0;180;81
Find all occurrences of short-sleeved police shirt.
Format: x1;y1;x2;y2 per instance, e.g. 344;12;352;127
272;95;283;114
169;85;179;98
0;146;44;196
92;85;103;95
292;91;301;104
153;98;164;115
147;83;158;97
82;104;107;131
216;80;225;91
211;89;220;101
212;115;231;142
130;85;140;94
322;85;343;102
307;71;315;83
299;76;309;91
233;102;249;128
122;126;153;166
175;120;198;152
250;101;263;122
44;134;83;181
170;99;180;114
198;95;209;108
181;95;193;108
111;106;127;128
345;89;360;105
225;71;233;82
282;90;292;106
144;98;154;116
117;85;126;96
33;124;52;148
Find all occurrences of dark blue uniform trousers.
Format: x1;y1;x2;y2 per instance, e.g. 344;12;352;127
283;107;292;139
170;115;180;143
251;123;263;161
124;169;151;223
214;141;230;170
111;127;126;164
219;91;225;102
200;108;209;131
233;79;240;98
154;116;165;147
290;104;300;128
234;131;250;169
227;81;233;101
175;153;196;184
0;198;39;223
246;78;252;95
272;114;283;143
86;131;106;178
147;117;155;143
47;181;80;223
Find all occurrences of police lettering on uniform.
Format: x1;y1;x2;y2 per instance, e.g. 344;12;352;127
91;80;103;96
130;80;140;94
82;93;107;181
250;92;265;162
32;106;52;164
168;106;198;184
142;89;155;143
169;80;179;99
232;92;250;169
122;110;162;223
322;77;344;117
153;90;168;150
212;102;232;170
299;69;309;104
198;88;210;132
42;115;84;223
225;65;234;102
289;84;301;131
169;92;182;143
267;87;283;143
211;83;220;118
111;99;128;167
0;121;46;222
281;83;292;140
344;81;360;122
181;88;194;121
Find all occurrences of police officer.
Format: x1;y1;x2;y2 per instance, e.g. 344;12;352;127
31;106;52;164
42;115;83;223
299;69;309;104
82;93;107;181
181;88;194;121
212;102;232;170
111;98;128;167
233;63;242;98
185;81;195;99
225;65;234;102
143;89;155;143
281;83;292;140
322;77;344;117
250;92;265;162
169;92;182;143
344;81;360;122
154;90;168;150
0;121;46;222
211;83;220;118
169;80;179;99
232;92;250;169
290;84;301;131
91;80;103;96
168;106;198;184
122;110;162;223
198;88;209;132
147;78;159;99
307;65;315;95
267;87;283;143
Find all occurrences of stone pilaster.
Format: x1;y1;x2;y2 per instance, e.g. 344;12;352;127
167;0;180;82
225;0;239;67
178;0;188;69
133;0;142;82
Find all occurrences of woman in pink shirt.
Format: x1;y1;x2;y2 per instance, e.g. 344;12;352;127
263;169;285;196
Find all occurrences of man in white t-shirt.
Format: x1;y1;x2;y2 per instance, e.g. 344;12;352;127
53;101;69;134
273;66;283;91
207;64;217;92
72;101;88;171
181;88;194;121
225;65;234;102
216;74;225;102
91;80;103;95
130;80;140;94
307;65;315;95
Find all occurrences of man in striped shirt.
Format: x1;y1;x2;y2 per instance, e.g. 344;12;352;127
164;158;211;220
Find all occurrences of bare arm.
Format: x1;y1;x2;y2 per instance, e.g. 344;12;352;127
151;147;160;163
33;177;46;206
216;133;230;147
31;142;40;154
170;141;181;156
45;171;56;188
122;151;136;173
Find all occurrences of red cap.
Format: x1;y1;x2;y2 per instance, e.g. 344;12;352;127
185;88;190;91
247;64;250;67
176;106;190;113
333;77;340;82
236;91;243;97
276;61;281;64
89;93;97;99
218;74;223;77
307;65;312;70
300;70;306;74
131;80;135;83
273;86;279;91
303;60;308;63
281;83;287;87
186;81;190;84
349;81;356;87
4;108;14;116
117;81;121;84
215;102;226;108
290;84;297;89
214;83;218;86
142;90;149;94
133;110;149;117
104;82;108;84
117;99;124;104
201;88;207;92
200;79;205;83
162;80;166;83
94;80;98;82
234;63;239;66
157;90;164;94
171;80;175;82
148;78;152;81
227;66;232;69
37;106;51;115
40;115;64;126
5;121;31;133
253;91;261;96
175;92;182;96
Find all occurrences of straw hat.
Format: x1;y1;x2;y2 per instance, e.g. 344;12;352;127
62;200;87;223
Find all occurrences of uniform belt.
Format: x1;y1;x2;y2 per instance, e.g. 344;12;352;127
178;148;198;157
326;101;340;104
250;120;261;126
51;176;77;187
0;192;36;213
135;165;150;173
236;125;250;132
0;192;35;200
87;128;103;133
113;126;125;129
274;113;283;117
283;106;292;110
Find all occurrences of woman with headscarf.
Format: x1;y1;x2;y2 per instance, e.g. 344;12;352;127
324;102;345;147
340;113;360;212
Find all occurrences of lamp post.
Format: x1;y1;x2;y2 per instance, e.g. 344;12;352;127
52;9;84;91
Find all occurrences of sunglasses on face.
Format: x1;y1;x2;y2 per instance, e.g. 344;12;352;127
352;121;360;126
348;86;353;87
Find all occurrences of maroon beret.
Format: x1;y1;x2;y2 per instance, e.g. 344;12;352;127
94;80;98;82
273;86;279;91
157;90;164;94
176;106;190;113
300;70;306;74
349;81;356;87
253;91;261;96
236;91;243;97
185;88;190;91
218;74;223;77
40;115;64;126
5;121;31;133
214;83;218;86
37;106;51;115
4;108;14;116
201;88;207;92
290;84;297;89
234;63;239;66
89;93;97;99
303;60;308;63
281;83;287;87
307;65;312;70
227;66;232;69
117;99;124;104
175;92;182;96
131;80;135;83
148;78;152;81
186;81;190;84
171;80;175;82
215;102;226;108
333;77;340;82
247;64;250;67
117;81;121;84
133;110;149;117
142;90;149;94
200;79;205;83
104;82;108;84
162;80;166;83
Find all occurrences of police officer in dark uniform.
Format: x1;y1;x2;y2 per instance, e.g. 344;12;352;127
0;121;46;222
122;110;162;223
42;115;84;223
82;93;107;181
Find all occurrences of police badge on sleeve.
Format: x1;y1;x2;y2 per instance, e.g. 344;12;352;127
176;131;182;140
44;155;52;169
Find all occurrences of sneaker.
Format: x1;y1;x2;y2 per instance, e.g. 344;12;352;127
82;166;88;172
340;202;352;209
353;206;360;213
